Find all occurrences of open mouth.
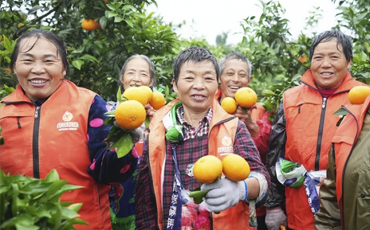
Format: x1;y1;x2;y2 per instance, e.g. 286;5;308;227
29;79;48;85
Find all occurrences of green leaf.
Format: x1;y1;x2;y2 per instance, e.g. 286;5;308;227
67;203;83;213
117;86;122;104
72;60;84;70
110;133;133;158
105;110;116;117
80;54;98;62
114;16;124;23
333;107;348;116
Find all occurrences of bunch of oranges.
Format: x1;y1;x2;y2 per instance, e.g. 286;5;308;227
221;87;257;114
114;86;166;130
193;154;250;184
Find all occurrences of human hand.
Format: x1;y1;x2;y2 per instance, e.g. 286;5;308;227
201;177;247;213
234;106;259;137
265;208;287;230
145;103;156;121
113;121;143;143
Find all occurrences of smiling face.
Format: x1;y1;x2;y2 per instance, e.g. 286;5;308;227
173;60;218;115
13;37;66;101
311;38;352;90
121;58;152;89
220;59;250;99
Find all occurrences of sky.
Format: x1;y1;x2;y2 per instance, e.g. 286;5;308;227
147;0;340;45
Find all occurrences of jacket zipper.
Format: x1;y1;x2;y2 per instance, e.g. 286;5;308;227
33;106;41;178
315;97;327;171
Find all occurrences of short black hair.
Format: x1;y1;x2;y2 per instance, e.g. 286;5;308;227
309;30;352;62
172;46;219;84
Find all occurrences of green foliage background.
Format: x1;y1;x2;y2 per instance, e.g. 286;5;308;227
1;0;370;112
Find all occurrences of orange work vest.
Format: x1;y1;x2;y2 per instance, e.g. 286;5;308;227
282;70;364;230
148;99;256;230
0;80;111;230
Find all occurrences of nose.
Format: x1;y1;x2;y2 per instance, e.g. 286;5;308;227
193;77;205;89
322;57;332;67
31;60;45;74
232;73;240;82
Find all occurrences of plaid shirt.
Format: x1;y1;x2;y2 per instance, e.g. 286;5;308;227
135;106;269;229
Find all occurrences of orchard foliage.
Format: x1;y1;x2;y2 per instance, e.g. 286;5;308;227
0;0;179;100
1;0;370;111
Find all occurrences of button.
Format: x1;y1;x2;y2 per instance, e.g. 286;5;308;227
360;192;366;198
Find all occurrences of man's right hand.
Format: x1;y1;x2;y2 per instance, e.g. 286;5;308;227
265;207;287;230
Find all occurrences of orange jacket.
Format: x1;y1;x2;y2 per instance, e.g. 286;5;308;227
282;70;364;230
0;81;111;230
148;99;256;230
333;98;369;209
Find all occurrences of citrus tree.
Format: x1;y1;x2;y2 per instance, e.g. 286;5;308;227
0;0;179;100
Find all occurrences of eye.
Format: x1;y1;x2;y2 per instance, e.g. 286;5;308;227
22;59;33;63
226;72;234;76
239;74;247;78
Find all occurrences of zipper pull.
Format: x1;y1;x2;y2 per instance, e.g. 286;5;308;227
322;97;327;109
35;106;40;118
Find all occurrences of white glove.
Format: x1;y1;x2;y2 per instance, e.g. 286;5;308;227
201;177;247;213
113;121;143;143
265;208;287;230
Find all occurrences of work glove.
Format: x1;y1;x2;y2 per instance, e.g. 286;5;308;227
265;208;287;230
113;121;143;143
201;177;247;213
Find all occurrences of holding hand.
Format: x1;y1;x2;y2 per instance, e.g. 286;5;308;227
265;208;287;230
114;121;143;143
201;177;248;213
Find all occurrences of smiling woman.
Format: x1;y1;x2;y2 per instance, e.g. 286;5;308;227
0;29;138;230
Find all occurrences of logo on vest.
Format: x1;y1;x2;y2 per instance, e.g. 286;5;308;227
218;136;233;156
57;111;79;131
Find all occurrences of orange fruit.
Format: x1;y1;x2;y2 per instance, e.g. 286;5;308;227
95;19;102;30
122;87;148;106
193;155;223;184
221;97;237;114
4;67;12;74
222;154;250;182
150;91;166;110
235;87;257;108
348;86;370;104
139;86;153;103
81;19;97;31
115;100;146;130
298;56;308;63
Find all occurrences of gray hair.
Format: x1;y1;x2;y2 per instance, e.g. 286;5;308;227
219;52;252;79
120;54;156;88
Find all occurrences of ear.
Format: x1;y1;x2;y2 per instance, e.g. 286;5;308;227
347;58;352;70
248;75;253;84
172;79;179;94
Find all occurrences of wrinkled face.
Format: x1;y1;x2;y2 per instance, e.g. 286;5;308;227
220;59;250;99
13;37;66;101
311;38;351;90
121;58;151;89
173;60;218;114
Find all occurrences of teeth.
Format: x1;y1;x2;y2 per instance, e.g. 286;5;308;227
193;95;205;99
30;79;47;84
230;86;239;90
321;73;332;76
